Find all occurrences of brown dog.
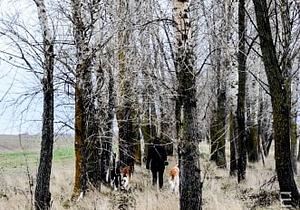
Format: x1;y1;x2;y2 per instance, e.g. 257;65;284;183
169;165;179;193
120;165;133;179
120;165;133;190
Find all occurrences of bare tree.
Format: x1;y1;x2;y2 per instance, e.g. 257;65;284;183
33;0;55;209
71;0;101;197
208;0;232;169
117;0;139;169
229;111;237;176
173;0;202;209
253;0;300;206
236;0;247;182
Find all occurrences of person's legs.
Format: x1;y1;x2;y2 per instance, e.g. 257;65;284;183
152;170;158;186
158;169;164;189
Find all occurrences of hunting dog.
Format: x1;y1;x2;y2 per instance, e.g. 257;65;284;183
169;165;179;193
119;165;133;190
108;161;133;191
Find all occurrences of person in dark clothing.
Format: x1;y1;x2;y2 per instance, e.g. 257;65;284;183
146;138;167;189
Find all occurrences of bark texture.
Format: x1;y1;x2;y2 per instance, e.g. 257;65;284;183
35;59;54;210
279;0;298;175
236;0;247;183
209;0;229;169
71;0;96;196
253;0;300;206
34;0;54;209
246;88;260;162
99;66;115;181
173;0;202;209
210;85;226;168
229;111;237;176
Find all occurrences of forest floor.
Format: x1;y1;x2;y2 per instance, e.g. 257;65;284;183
0;135;296;210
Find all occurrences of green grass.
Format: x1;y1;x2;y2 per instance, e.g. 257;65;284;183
0;147;74;168
53;147;74;161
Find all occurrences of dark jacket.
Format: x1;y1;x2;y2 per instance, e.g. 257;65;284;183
146;142;167;171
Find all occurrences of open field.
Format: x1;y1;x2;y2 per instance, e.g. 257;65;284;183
0;147;74;168
0;134;73;152
0;134;74;170
0;135;297;209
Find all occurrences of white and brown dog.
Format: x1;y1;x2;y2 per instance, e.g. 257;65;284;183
108;161;133;191
169;165;179;193
120;165;133;191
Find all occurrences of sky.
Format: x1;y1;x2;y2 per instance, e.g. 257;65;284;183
0;0;79;135
0;0;299;135
0;61;44;135
0;0;46;135
1;0;174;135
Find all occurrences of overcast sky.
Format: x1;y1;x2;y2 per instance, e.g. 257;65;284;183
0;0;44;135
0;61;43;135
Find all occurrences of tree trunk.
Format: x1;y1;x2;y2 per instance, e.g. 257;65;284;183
291;119;297;174
258;82;269;164
33;1;54;209
141;74;158;161
117;0;140;168
177;52;202;210
216;86;226;167
247;125;259;162
71;0;94;196
209;0;229;169
118;100;136;168
229;111;237;176
296;73;300;163
173;0;202;209
73;85;86;197
117;25;135;168
257;83;273;157
83;69;101;188
246;83;260;162
253;0;300;206
100;66;115;181
289;76;297;174
160;95;173;156
290;83;297;172
236;0;247;182
279;0;298;175
141;102;157;164
210;110;218;162
210;67;227;168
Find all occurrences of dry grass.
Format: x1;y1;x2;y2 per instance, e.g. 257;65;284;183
0;139;297;210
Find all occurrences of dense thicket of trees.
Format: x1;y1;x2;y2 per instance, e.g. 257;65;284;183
0;0;300;209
